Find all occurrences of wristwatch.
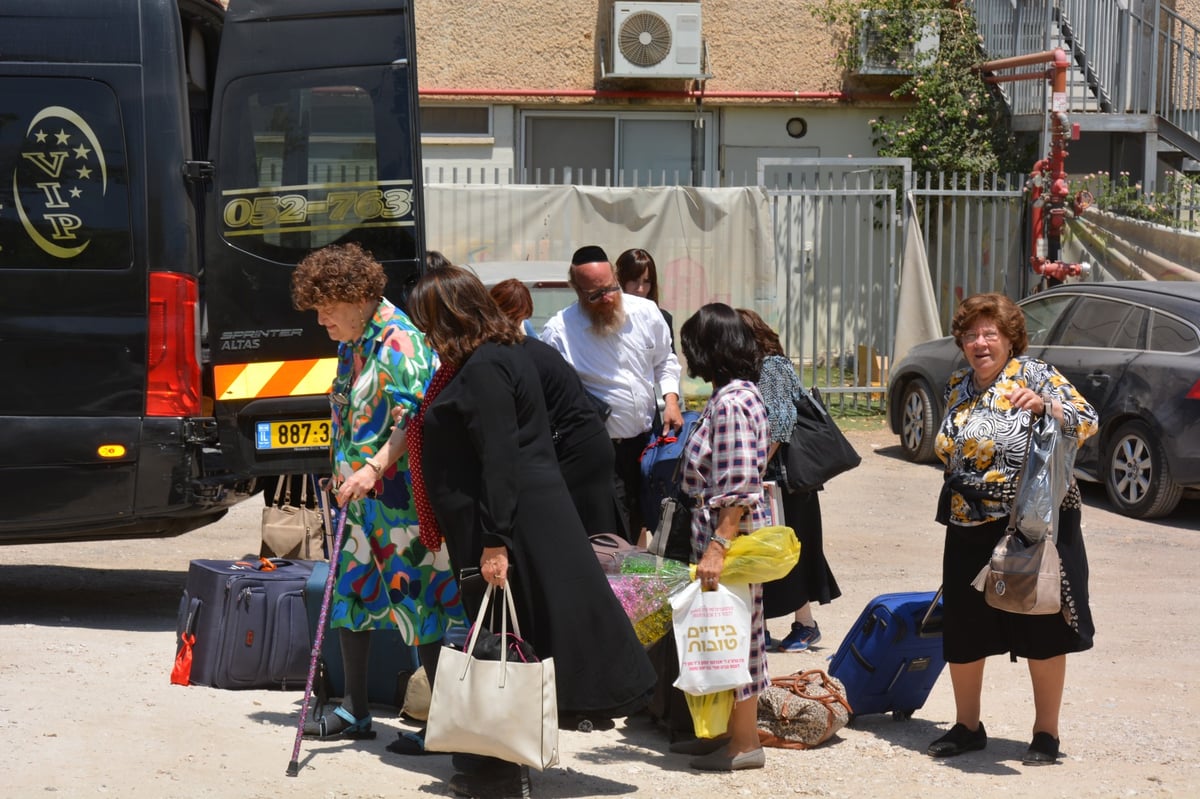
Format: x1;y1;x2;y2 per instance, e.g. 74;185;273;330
710;533;733;551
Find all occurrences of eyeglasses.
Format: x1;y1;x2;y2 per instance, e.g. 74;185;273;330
584;285;621;304
962;329;1002;344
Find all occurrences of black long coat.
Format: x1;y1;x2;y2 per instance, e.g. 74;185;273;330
519;337;623;537
420;341;656;716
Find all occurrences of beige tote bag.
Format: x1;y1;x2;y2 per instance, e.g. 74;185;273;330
424;584;559;770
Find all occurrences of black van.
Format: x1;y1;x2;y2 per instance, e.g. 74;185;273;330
0;0;425;543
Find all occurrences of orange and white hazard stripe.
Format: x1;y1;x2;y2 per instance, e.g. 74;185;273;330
213;358;337;401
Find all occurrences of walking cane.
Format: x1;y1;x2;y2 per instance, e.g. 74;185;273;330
286;480;347;777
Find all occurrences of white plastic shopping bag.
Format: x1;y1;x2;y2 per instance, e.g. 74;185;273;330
670;580;752;695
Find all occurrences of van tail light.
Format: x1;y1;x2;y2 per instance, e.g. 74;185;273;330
147;272;202;417
1188;378;1200;401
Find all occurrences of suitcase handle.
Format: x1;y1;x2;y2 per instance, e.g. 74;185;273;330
918;588;944;637
234;557;292;572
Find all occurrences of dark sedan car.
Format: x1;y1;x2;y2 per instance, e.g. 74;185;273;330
888;281;1200;518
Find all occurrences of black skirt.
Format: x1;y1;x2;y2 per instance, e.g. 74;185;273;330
941;487;1094;663
762;488;841;618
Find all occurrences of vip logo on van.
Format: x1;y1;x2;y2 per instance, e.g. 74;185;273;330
12;105;107;259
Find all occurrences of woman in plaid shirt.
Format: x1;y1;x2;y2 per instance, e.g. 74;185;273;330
673;303;771;772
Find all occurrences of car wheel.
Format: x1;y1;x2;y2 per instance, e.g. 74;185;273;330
898;379;938;463
1103;420;1184;519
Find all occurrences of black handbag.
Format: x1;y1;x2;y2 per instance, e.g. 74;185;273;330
778;386;861;493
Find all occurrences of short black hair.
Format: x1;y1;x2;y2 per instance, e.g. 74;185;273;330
680;303;760;386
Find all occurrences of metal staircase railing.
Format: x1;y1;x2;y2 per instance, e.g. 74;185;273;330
968;0;1200;162
1157;4;1200;154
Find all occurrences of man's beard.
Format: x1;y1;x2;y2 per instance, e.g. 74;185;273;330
583;295;626;336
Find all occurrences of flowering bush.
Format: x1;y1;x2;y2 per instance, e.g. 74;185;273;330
1072;170;1200;230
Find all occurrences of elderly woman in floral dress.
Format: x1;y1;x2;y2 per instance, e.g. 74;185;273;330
290;242;464;743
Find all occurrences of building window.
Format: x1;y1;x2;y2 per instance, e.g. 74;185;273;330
422;106;491;137
521;111;713;186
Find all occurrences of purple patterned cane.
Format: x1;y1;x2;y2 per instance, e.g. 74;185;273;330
286;484;348;777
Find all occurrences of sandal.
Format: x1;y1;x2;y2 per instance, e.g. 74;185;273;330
303;705;376;740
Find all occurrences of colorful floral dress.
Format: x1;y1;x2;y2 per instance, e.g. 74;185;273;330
934;356;1099;526
933;356;1099;659
328;298;464;643
681;379;772;701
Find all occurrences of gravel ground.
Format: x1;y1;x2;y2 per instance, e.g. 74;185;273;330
1;423;1197;798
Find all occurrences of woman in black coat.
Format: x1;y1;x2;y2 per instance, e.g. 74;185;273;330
489;278;625;537
406;265;657;798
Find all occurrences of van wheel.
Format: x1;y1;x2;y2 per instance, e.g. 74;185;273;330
898;379;937;463
1104;420;1183;519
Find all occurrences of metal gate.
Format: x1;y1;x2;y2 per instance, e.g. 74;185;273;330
761;158;1026;409
759;158;909;410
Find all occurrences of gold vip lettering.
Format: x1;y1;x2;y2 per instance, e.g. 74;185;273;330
15;108;105;259
43;214;84;240
34;181;70;209
22;150;69;179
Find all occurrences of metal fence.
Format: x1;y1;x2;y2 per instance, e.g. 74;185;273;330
755;161;1025;411
424;163;1028;408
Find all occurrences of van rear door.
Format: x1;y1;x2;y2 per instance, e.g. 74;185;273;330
203;0;425;477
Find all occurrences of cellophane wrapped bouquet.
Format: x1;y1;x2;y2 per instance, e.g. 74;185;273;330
606;554;690;647
605;525;800;647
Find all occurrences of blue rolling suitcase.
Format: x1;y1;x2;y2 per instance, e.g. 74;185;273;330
303;560;420;709
174;557;315;690
827;589;945;719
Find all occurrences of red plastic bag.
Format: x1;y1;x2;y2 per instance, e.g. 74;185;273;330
170;633;195;686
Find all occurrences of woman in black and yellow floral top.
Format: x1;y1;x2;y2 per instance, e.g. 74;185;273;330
928;293;1098;767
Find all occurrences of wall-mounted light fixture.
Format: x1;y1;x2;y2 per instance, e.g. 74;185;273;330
786;117;808;138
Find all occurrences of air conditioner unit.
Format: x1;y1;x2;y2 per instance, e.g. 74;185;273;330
608;2;703;79
856;10;939;76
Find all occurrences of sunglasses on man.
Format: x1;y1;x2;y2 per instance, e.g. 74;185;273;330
585;285;621;304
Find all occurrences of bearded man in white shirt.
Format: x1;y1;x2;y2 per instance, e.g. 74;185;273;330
542;245;683;543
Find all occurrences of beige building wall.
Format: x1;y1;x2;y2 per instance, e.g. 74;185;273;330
413;0;857;99
411;0;904;179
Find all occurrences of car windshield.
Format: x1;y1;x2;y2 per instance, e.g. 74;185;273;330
1021;294;1075;346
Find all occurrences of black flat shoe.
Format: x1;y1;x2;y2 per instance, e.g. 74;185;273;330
927;722;987;757
668;735;730;755
451;753;513;775
448;765;531;799
1022;731;1060;765
385;729;428;756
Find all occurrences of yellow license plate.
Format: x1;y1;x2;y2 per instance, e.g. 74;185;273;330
255;419;330;451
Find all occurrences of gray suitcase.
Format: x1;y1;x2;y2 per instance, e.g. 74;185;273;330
174;557;315;690
303;560;420;708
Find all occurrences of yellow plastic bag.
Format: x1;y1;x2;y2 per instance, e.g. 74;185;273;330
685;689;734;738
688;525;801;584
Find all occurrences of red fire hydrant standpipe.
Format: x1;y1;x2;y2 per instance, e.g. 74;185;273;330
978;48;1090;287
